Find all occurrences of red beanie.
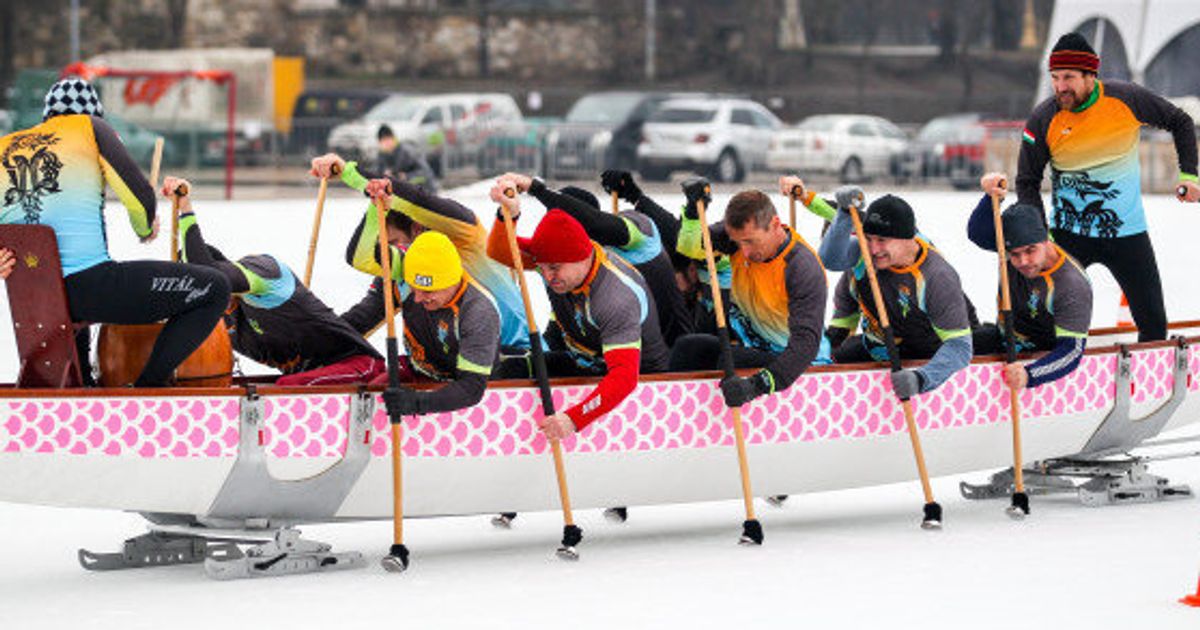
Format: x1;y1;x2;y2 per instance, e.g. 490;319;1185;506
529;209;593;263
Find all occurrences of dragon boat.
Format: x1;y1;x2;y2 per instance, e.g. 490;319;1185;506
2;225;1198;579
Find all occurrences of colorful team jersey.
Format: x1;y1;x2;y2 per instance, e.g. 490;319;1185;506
676;219;827;391
1002;244;1092;350
180;214;381;374
401;275;501;382
1017;80;1198;238
546;244;669;373
342;161;529;348
830;238;971;360
0;114;155;275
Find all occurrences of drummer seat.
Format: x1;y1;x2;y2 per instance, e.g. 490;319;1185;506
0;224;84;388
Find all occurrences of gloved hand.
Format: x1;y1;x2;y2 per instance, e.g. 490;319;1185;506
681;176;713;220
889;368;924;400
719;371;770;408
601;170;643;203
834;185;865;213
382;385;422;420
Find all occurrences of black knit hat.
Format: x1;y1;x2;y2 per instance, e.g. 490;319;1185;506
1001;204;1048;249
1049;32;1100;73
862;195;916;239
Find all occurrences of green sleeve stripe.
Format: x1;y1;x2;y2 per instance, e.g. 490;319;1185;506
676;216;706;261
349;204;404;282
829;314;860;329
621;216;644;249
933;326;971;341
177;214;198;263
99;156;151;238
602;341;642;353
231;261;269;296
758;369;776;394
1180;172;1199;183
341;161;369;192
457;356;493;376
805;196;836;222
1054;326;1088;339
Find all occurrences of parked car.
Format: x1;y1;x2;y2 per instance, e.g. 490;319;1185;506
637;97;782;182
286;89;389;158
545;91;702;179
897;113;1022;189
327;92;522;175
766;114;909;183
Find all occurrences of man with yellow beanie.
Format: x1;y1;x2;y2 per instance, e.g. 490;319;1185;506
381;231;503;417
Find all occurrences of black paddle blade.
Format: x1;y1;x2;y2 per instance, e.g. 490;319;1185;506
921;502;943;530
739;519;764;545
561;524;583;548
1007;491;1031;519
381;544;410;572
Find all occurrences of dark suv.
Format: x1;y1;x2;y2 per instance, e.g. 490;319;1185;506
545;91;705;180
286;89;390;159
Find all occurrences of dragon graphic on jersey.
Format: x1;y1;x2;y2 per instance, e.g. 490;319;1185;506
1053;171;1123;237
2;132;63;223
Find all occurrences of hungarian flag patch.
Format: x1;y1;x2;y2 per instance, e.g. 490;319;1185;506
1022;128;1036;145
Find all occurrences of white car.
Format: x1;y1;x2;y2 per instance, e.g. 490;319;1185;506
637;97;782;182
766;115;909;183
327;93;522;171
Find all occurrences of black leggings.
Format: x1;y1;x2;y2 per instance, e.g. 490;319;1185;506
1052;229;1166;342
667;333;776;372
65;260;231;386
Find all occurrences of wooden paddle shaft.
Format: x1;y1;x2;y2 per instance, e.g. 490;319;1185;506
847;203;936;505
149;138;164;191
303;176;330;287
497;193;576;527
611;190;619;215
695;197;757;522
372;196;404;545
991;188;1025;494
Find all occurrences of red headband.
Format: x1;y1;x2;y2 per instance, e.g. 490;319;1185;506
1049;50;1099;73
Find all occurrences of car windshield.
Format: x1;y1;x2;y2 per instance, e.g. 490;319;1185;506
565;94;644;124
649;107;716;123
365;97;423;123
917;116;982;143
797;116;836;131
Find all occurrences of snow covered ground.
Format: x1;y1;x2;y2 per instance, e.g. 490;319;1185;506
1;183;1200;627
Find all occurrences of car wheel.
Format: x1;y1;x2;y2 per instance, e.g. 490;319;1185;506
840;157;864;184
713;149;742;183
639;163;671;182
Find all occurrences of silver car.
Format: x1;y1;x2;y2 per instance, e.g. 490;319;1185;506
637;97;782;182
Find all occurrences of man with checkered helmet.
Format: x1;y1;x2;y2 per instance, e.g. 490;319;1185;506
0;77;230;387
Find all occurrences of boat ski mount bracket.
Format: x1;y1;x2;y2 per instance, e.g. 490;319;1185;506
960;337;1196;507
78;388;376;578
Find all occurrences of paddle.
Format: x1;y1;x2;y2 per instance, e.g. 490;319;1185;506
611;190;619;215
845;193;943;530
375;194;410;573
303;163;340;287
496;186;582;560
990;179;1030;519
694;188;763;545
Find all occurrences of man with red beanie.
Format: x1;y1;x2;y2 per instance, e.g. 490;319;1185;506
1017;31;1199;342
487;177;669;440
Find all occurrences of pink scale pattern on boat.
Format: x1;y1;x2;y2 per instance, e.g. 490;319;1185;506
0;348;1172;459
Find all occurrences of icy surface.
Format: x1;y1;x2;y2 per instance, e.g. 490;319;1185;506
1;184;1199;627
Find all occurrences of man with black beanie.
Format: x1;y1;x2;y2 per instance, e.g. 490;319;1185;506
1016;31;1199;342
969;172;1093;390
825;194;973;399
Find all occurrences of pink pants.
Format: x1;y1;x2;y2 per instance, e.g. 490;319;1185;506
275;355;386;386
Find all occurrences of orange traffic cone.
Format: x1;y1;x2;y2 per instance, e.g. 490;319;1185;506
1116;292;1133;328
1182;574;1200;606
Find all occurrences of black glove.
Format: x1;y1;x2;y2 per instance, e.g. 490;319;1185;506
681;176;712;220
382;385;423;420
601;170;642;203
889;368;924;400
719;370;771;408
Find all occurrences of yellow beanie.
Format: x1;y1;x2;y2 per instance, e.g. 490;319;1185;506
403;231;462;291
